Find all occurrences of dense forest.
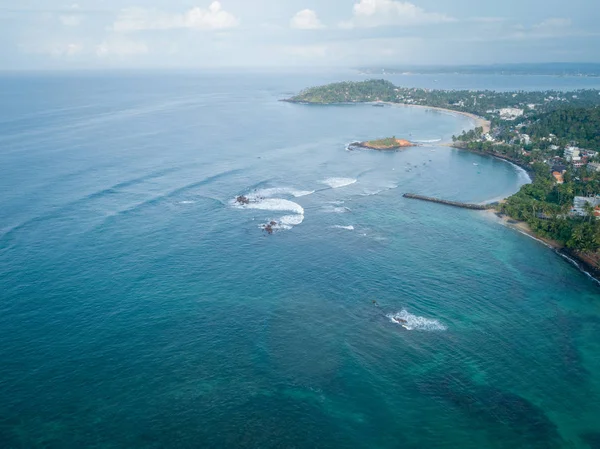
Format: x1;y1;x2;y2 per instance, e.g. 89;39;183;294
525;107;600;150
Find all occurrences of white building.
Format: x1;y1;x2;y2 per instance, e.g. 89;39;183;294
564;146;581;162
588;162;600;172
499;108;524;120
572;196;600;218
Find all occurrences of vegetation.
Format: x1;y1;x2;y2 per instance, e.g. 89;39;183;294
289;79;600;259
287;79;600;120
526;107;600;150
501;166;600;252
362;137;412;149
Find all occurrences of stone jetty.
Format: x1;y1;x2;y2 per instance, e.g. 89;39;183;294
403;193;489;210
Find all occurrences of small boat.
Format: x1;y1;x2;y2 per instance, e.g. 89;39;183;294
473;163;479;166
372;103;385;108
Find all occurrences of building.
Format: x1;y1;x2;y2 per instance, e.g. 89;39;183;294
588;162;600;172
564;146;581;162
572;196;600;218
498;108;524;120
552;171;564;184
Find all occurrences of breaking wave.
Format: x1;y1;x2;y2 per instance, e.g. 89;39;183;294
414;138;442;144
387;309;447;331
252;187;314;198
243;198;304;215
321;177;357;189
331;225;354;231
280;214;305;226
322;205;351;214
232;184;311;232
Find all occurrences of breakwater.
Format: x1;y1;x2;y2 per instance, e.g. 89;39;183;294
403;193;489;210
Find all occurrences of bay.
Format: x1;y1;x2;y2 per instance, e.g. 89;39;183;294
1;72;599;448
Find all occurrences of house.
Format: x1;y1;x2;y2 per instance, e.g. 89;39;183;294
572;196;600;218
588;162;600;172
564;146;581;162
499;108;524;120
552;171;564;184
552;163;567;173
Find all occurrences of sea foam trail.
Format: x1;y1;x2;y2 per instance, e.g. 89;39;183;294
243;198;304;215
414;138;442;143
331;225;354;231
387;309;447;331
232;185;309;232
251;187;314;198
321;178;357;189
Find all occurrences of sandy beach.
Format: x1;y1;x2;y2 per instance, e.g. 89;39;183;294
380;102;491;135
487;210;563;250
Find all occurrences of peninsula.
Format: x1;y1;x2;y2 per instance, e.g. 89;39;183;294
350;137;415;151
286;79;600;283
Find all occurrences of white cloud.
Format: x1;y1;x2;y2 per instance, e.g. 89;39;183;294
59;3;82;27
533;17;572;30
508;17;573;40
341;0;455;28
60;15;82;27
20;41;84;57
96;37;149;57
290;9;324;30
112;2;239;32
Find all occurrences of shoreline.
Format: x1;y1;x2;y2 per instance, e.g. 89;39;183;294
488;210;600;285
287;95;599;286
376;102;491;135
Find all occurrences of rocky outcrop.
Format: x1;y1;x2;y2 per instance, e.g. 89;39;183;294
236;195;250;205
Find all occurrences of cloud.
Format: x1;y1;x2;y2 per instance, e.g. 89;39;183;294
59;3;82;27
112;2;239;32
533;17;572;30
290;9;324;30
20;41;84;57
96;37;149;57
340;0;455;28
508;17;574;40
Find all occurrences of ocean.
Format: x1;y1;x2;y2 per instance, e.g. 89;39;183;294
1;71;600;448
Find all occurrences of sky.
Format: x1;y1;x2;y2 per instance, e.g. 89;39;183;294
1;0;599;70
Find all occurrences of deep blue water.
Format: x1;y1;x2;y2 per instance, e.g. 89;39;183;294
1;72;600;448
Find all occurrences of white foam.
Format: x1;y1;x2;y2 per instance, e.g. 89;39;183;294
414;138;442;143
331;225;354;231
280;214;305;226
361;189;383;197
323;205;351;214
178;201;195;204
387;309;447;332
252;187;314;198
243;198;304;215
321;177;357;189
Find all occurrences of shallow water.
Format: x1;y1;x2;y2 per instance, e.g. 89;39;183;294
1;72;599;448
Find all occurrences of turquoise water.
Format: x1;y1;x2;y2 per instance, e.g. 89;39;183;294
1;72;600;448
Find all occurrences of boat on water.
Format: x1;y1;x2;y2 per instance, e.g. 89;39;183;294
473;163;479;166
372;103;385;108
